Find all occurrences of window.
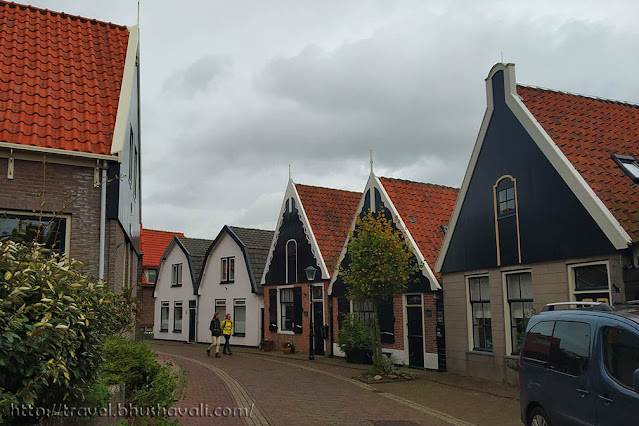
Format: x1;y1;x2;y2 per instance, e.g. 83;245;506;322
173;301;183;332
522;321;554;363
215;299;226;320
280;288;294;331
496;178;516;216
353;299;375;327
469;276;492;351
312;285;323;301
572;263;610;304
160;301;169;332
550;321;591;376
612;154;639;183
234;299;246;336
506;272;534;354
221;257;235;283
0;213;67;255
148;269;158;284
286;240;297;284
171;264;183;286
603;326;639;389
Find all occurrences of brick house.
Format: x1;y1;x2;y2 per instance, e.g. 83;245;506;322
261;178;361;355
435;63;639;383
0;3;142;296
329;171;458;369
138;228;184;336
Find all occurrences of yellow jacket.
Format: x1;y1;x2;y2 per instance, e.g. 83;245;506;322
222;319;233;335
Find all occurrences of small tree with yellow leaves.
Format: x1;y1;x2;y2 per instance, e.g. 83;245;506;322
339;208;418;372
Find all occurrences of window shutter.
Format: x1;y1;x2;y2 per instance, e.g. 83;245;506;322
293;286;303;334
337;297;350;330
378;300;395;343
269;289;277;332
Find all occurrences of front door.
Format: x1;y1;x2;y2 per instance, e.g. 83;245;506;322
312;285;324;355
436;296;446;371
188;300;197;343
406;294;424;368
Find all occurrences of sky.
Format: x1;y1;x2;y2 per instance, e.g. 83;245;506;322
27;0;639;238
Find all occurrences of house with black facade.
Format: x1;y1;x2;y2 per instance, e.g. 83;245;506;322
435;63;639;383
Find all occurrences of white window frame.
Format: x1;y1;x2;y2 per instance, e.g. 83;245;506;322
277;285;295;335
215;299;226;319
465;273;491;352
160;301;169;332
285;239;297;284
501;269;533;356
233;298;247;336
221;257;235;283
171;263;183;286
173;301;183;333
568;260;612;304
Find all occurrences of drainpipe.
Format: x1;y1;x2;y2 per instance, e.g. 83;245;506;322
98;162;107;280
329;294;334;357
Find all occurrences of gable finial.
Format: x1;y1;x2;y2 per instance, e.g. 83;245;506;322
288;164;292;182
501;51;504;63
137;0;140;26
370;148;374;174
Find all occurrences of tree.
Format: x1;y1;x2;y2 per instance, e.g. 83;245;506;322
339;208;418;372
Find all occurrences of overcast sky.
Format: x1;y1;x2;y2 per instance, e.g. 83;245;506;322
29;0;639;238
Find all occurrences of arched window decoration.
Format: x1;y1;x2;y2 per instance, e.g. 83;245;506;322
286;239;297;284
493;175;521;266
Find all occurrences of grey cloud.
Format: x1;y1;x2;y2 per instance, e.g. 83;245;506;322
162;55;232;96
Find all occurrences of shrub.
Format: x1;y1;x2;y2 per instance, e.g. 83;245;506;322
337;313;373;354
0;240;136;422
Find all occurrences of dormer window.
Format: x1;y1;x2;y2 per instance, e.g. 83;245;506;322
496;178;516;217
612;154;639;183
286;239;297;284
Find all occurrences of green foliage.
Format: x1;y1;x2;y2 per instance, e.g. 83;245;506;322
337;313;373;353
339;209;418;373
339;209;418;302
0;240;136;422
374;354;397;374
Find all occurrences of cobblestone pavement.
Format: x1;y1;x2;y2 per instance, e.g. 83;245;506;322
152;342;521;426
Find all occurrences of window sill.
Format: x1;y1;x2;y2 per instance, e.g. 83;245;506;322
170;284;183;287
220;281;235;285
173;330;182;333
278;330;295;335
159;330;168;333
233;333;245;337
466;350;494;357
505;354;519;361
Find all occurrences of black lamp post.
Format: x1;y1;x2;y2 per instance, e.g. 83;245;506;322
304;266;317;360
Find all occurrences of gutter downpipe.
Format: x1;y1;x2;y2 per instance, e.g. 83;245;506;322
98;162;107;280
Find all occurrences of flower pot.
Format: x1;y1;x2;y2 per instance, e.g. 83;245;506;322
282;347;292;354
262;341;274;352
346;348;373;364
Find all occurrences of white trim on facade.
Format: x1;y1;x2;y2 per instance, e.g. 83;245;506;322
501;268;532;357
276;284;295;335
567;260;613;304
465;273;490;352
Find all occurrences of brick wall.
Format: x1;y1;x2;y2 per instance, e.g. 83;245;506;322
137;286;155;327
423;293;437;354
0;158;102;276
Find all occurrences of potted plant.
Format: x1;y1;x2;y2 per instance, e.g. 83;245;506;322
282;341;295;354
259;339;274;352
337;313;373;364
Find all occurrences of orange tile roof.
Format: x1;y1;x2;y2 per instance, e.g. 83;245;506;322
295;184;361;274
0;1;130;155
517;85;639;242
380;177;459;268
140;228;185;268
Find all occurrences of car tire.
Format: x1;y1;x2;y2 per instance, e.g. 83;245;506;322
528;406;551;426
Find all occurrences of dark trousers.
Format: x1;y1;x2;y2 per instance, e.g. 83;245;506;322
223;334;232;353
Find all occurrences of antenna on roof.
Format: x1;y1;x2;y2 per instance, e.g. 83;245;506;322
288;164;292;181
501;51;504;63
370;148;374;174
137;0;140;26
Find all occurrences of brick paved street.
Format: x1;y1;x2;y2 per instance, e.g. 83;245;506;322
152;342;521;426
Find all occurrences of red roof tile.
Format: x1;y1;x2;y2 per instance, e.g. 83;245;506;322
0;1;130;155
295;184;361;274
517;85;639;242
380;177;459;269
140;228;185;268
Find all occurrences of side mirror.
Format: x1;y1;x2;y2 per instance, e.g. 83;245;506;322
633;368;639;394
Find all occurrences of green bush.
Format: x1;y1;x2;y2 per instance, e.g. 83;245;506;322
0;240;136;422
337;313;373;353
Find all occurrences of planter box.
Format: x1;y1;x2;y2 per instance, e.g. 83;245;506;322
261;341;274;352
345;349;373;364
282;347;293;354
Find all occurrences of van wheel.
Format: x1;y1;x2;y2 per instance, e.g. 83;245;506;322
528;406;551;426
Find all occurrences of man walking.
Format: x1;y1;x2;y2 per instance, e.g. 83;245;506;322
221;313;233;355
206;312;222;358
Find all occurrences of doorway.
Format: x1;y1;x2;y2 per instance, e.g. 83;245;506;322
188;300;197;343
405;294;424;368
312;285;325;356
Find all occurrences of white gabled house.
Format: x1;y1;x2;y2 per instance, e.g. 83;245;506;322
153;237;213;343
197;226;274;347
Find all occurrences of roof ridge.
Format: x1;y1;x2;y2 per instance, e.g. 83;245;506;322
0;1;129;30
295;182;360;194
380;176;460;192
517;84;639;109
228;225;273;233
142;228;185;235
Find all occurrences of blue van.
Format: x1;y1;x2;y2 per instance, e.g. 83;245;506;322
519;302;639;426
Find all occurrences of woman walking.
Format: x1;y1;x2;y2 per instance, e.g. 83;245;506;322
206;312;222;358
221;313;233;355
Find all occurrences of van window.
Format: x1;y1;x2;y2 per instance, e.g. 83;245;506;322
550;321;591;376
603;327;639;389
522;321;554;363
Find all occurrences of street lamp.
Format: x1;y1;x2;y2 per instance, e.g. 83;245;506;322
304;265;317;360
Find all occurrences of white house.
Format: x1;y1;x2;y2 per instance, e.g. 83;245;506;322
197;226;274;347
153;237;213;342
